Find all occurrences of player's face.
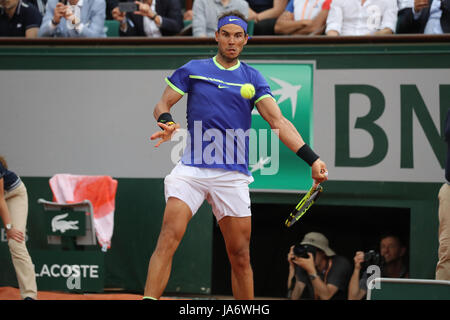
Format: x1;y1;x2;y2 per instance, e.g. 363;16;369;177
215;24;248;62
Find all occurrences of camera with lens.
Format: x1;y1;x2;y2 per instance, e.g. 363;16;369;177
362;250;384;269
293;244;316;259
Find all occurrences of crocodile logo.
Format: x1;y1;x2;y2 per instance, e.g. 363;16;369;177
51;213;79;233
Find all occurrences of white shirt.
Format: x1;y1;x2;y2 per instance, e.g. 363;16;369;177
292;0;328;21
65;0;83;31
397;0;413;10
142;1;162;37
326;0;398;35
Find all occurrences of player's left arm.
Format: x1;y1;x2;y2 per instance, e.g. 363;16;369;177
255;97;328;184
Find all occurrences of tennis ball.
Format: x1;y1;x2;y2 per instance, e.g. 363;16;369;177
240;83;255;99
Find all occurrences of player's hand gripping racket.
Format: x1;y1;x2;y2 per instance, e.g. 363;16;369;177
285;184;323;227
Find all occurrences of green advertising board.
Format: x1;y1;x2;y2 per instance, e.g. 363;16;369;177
249;62;314;192
32;250;104;293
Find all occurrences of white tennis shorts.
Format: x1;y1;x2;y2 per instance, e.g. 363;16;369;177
164;162;254;221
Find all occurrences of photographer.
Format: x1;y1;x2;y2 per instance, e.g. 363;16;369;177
110;0;183;37
38;0;106;37
348;233;408;300
287;232;352;300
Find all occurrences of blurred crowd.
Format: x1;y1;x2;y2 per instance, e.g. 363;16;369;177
0;0;449;38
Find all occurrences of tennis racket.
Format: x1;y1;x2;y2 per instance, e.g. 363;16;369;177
285;184;323;227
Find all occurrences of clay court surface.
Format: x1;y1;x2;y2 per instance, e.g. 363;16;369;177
0;286;198;300
0;286;282;300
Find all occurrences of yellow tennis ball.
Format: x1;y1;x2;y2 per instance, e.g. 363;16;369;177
240;83;255;99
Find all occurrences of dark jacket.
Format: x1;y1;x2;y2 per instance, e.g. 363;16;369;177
397;0;450;34
119;0;183;36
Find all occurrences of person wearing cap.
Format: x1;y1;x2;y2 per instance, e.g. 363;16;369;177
143;10;328;300
288;232;351;300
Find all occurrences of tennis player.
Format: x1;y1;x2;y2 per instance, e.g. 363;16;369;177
144;10;328;300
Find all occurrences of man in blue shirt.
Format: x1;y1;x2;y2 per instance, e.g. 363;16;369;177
38;0;105;37
143;10;328;300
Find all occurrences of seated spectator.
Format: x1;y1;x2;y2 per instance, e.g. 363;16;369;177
396;0;413;33
38;0;105;37
397;0;450;34
348;233;409;300
287;232;352;300
24;0;46;16
326;0;398;36
274;0;331;35
246;0;288;35
0;0;42;37
111;0;183;37
192;0;250;37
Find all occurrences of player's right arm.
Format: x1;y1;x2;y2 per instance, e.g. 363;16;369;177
255;97;328;185
150;86;183;147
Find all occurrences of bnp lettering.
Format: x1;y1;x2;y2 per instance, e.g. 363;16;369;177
335;84;449;169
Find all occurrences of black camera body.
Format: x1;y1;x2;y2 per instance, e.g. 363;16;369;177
362;250;384;269
293;244;317;259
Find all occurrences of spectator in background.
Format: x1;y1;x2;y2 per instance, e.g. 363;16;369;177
396;0;413;33
436;108;450;281
38;0;105;37
287;232;352;300
192;0;250;37
274;0;332;35
326;0;398;36
397;0;450;34
246;0;288;35
24;0;46;16
348;233;409;300
0;0;41;37
111;0;183;37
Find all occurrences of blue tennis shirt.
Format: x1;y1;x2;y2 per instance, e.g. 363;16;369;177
166;56;273;175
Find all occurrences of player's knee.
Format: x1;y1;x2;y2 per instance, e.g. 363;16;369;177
156;226;184;253
228;247;251;271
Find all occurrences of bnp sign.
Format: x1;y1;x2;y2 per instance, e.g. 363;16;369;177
314;69;449;183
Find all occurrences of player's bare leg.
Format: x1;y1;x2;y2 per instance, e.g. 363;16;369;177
219;216;254;299
144;197;192;299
